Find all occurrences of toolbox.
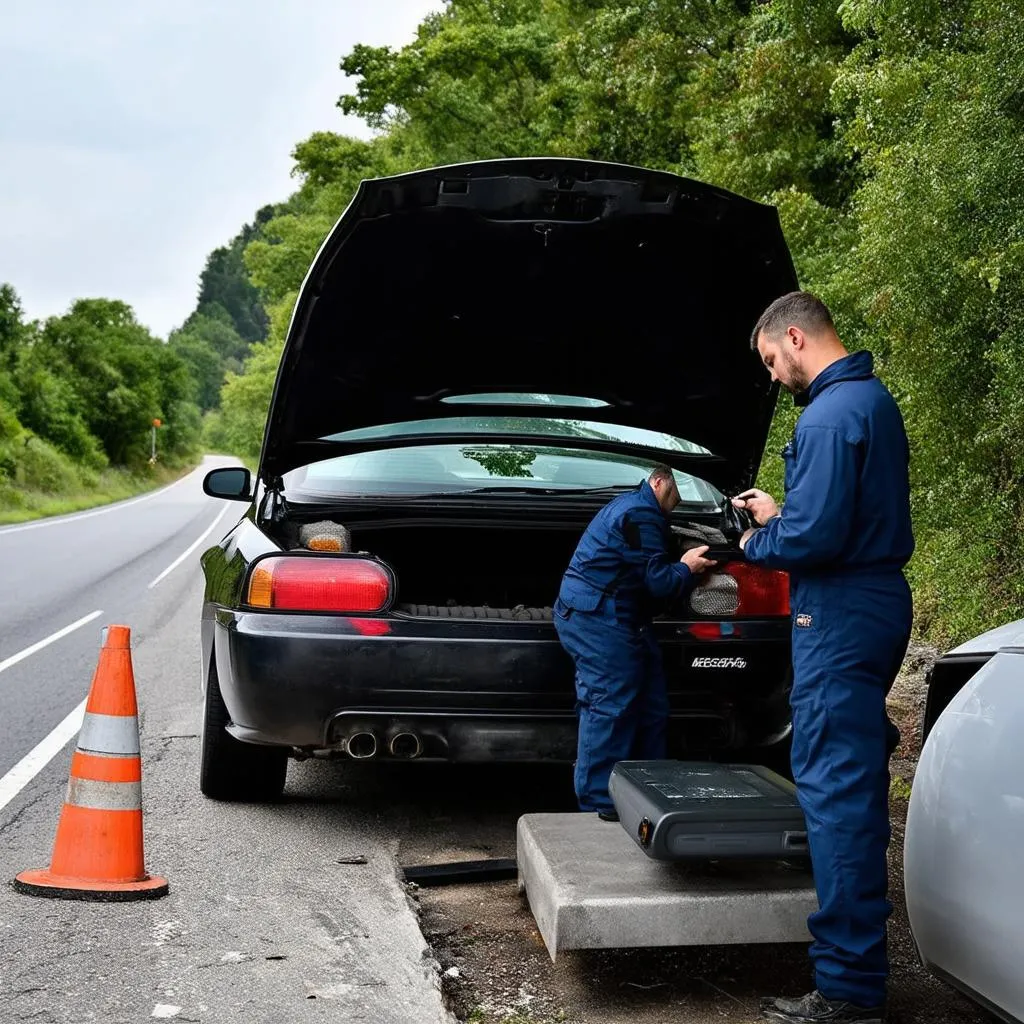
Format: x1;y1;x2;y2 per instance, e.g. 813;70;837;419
608;760;810;862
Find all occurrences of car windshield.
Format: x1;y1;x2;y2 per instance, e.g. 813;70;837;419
282;443;722;506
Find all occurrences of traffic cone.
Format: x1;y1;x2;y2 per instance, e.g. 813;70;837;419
13;625;168;901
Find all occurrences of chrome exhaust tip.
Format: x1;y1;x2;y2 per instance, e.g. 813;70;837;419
347;731;378;759
388;731;422;759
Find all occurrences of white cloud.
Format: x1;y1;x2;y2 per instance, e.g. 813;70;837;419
0;0;441;336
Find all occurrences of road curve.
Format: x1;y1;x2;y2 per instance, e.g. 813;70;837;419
0;455;242;782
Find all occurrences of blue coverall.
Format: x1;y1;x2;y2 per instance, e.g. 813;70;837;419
743;350;914;1009
553;479;697;814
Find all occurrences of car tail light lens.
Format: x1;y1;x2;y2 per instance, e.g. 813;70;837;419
246;556;391;613
689;562;790;617
724;562;790;616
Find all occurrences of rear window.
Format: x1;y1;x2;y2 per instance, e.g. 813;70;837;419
439;392;611;408
282;443;722;506
320;416;711;455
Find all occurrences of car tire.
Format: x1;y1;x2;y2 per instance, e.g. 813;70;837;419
200;659;287;801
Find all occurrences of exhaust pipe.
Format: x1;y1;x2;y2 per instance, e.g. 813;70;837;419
347;731;378;759
388;732;422;759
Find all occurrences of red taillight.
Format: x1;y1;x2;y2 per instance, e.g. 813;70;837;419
723;562;790;617
246;557;391;613
688;622;724;639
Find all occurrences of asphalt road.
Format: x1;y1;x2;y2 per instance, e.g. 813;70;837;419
0;456;244;782
0;456;454;1024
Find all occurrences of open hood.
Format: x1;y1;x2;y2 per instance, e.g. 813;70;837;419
258;158;799;495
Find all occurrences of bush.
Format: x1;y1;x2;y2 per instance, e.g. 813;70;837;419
0;394;21;443
11;436;86;494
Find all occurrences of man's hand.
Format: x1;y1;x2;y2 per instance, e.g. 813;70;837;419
739;527;756;551
731;488;779;526
681;544;718;575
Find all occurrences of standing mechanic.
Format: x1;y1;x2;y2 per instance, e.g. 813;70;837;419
734;292;914;1024
554;465;716;820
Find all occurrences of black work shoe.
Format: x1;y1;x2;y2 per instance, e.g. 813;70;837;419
597;809;619;822
760;990;884;1024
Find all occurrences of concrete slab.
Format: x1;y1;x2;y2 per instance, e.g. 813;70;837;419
517;812;817;961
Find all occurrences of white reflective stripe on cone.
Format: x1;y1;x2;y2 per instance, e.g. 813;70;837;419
77;712;140;756
66;777;143;811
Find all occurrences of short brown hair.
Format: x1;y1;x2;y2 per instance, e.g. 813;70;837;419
648;464;674;485
750;291;835;349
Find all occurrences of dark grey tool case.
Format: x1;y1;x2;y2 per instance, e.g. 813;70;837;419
608;760;809;862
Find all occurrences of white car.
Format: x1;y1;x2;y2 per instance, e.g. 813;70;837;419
904;618;1024;1023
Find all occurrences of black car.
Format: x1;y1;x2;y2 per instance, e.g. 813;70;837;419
198;157;800;801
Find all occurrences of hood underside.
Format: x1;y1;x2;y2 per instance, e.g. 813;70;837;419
258;157;800;495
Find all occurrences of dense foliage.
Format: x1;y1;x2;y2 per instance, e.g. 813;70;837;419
9;0;1024;643
0;288;194;472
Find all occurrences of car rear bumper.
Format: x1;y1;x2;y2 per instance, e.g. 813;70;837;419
212;609;792;762
227;708;774;763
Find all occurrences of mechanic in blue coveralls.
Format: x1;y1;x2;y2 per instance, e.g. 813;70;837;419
553;464;717;822
733;292;914;1024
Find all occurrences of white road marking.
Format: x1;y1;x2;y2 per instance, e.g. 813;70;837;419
0;610;108;813
0;470;196;537
0;610;103;677
147;506;230;589
0;697;85;815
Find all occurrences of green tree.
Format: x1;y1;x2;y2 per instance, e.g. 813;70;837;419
176;308;249;371
339;1;560;164
831;0;1024;641
15;354;108;469
191;211;274;343
168;329;223;411
0;284;29;374
36;299;199;466
684;0;859;206
0;284;107;467
217;335;287;463
545;0;747;167
0;285;29;426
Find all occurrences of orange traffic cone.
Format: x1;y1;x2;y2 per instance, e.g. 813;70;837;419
13;625;168;901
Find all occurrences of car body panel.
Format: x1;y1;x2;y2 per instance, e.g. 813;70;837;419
257;157;799;496
944;617;1024;657
200;512;279;692
905;647;1024;1024
917;615;1024;745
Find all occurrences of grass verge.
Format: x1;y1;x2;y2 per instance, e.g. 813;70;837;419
0;460;199;525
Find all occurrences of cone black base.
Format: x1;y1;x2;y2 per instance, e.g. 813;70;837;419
12;871;169;901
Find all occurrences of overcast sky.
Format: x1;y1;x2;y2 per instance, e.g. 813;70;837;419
1;1;441;337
